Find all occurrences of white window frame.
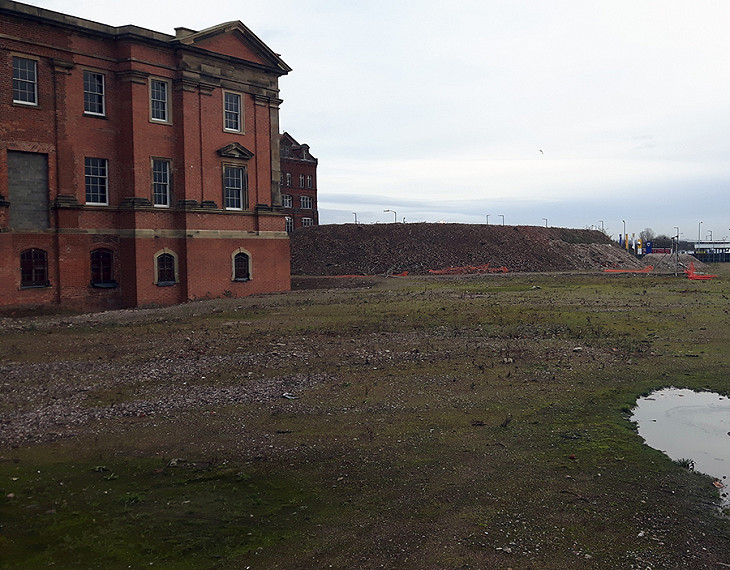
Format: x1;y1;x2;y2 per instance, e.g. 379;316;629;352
83;70;105;116
299;174;305;188
149;78;171;123
300;195;313;209
302;217;314;227
285;216;294;232
152;158;171;207
12;56;38;106
84;157;109;205
223;91;242;132
285;173;292;187
306;175;313;188
282;194;293;208
223;164;247;210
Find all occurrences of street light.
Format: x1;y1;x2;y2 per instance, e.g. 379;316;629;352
599;220;604;231
383;209;397;223
542;218;548;227
674;226;680;254
707;230;713;241
698;221;703;240
499;214;505;226
353;212;358;224
485;214;489;225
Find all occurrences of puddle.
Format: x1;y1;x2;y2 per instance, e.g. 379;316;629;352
631;387;730;505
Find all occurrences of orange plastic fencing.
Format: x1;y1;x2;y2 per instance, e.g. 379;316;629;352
685;262;717;280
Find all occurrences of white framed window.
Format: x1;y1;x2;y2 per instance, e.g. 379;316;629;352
306;175;313;188
299;174;305;188
285;173;291;187
282;194;292;208
152;159;171;207
83;70;105;115
85;157;108;205
223;165;247;210
12;56;37;105
149;78;170;122
300;195;313;209
285;216;294;232
302;217;314;227
223;91;242;132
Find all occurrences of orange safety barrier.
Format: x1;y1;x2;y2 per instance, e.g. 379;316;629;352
685;262;717;280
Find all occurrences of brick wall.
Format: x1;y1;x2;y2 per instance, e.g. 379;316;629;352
0;5;291;311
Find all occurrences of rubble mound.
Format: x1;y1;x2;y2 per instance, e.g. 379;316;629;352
640;252;707;272
290;223;644;276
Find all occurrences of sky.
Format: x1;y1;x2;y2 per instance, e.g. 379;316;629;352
26;0;730;241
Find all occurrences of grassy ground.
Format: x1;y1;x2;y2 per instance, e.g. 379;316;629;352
1;269;729;568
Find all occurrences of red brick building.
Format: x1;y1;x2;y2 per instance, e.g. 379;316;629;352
0;1;292;311
280;132;318;232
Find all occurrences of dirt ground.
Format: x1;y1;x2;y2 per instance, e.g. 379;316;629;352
2;269;730;569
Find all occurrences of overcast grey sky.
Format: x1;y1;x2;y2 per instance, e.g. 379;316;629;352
28;0;730;240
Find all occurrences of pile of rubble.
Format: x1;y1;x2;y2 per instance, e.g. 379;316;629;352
290;223;644;276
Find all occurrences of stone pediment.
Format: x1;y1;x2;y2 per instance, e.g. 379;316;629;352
175;21;291;74
217;143;254;160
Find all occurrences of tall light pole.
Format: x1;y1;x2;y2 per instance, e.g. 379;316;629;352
599;220;604;231
674;226;679;255
542;218;548;227
622;220;626;249
353;212;358;224
485;214;489;225
499;214;505;226
698;221;702;241
383;209;397;223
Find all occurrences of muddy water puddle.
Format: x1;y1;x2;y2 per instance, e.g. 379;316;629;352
632;387;730;505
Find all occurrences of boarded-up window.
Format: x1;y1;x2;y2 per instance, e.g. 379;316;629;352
7;151;49;230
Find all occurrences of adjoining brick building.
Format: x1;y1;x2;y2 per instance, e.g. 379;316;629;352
0;1;292;311
279;132;318;232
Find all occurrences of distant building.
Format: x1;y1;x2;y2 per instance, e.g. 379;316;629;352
279;132;318;232
0;1;292;311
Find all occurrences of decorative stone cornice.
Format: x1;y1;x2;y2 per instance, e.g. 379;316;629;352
117;70;149;85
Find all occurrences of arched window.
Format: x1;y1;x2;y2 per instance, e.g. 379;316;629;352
20;248;48;287
154;249;178;286
90;248;116;287
232;249;251;281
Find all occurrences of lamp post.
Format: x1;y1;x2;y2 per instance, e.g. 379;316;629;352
698;221;702;241
599;220;604;231
499;214;505;226
485;214;489;225
542;218;548;227
674;226;679;254
383;209;397;223
353;212;358;224
707;230;713;241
